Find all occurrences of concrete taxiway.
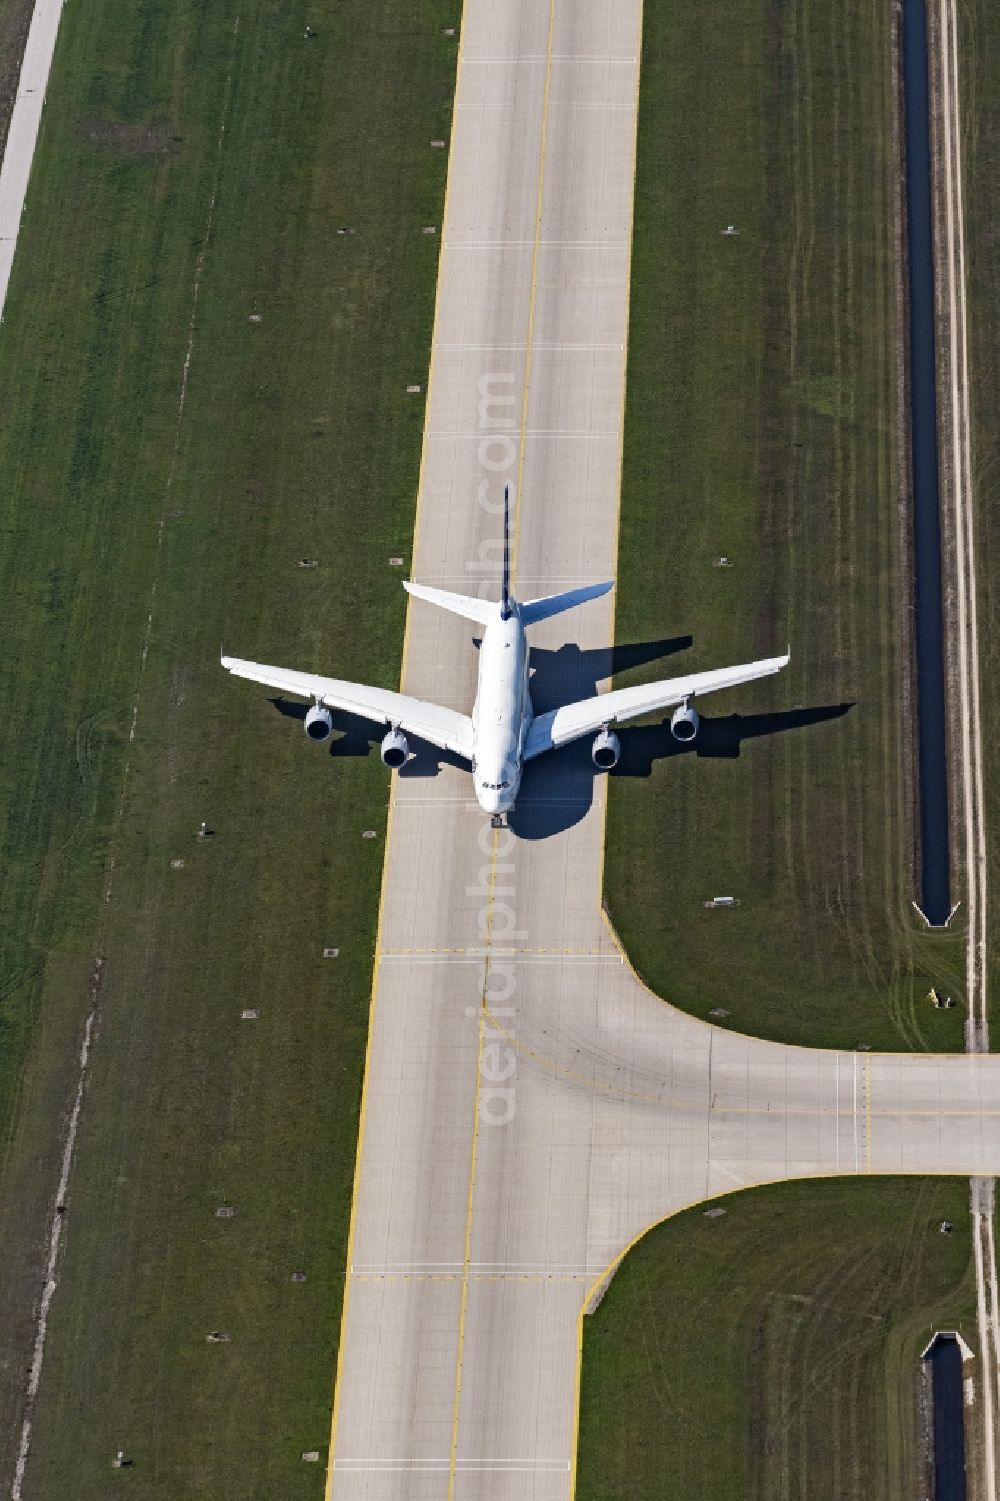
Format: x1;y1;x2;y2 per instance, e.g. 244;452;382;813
327;2;1000;1497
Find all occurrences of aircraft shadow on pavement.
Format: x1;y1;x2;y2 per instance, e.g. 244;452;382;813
526;635;693;714
271;673;853;841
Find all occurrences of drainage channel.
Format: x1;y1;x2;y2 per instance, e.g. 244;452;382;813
902;0;951;925
922;1332;968;1501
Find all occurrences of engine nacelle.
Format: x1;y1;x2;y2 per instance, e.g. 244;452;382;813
591;726;621;770
304;702;333;743
670;699;699;743
380;727;409;769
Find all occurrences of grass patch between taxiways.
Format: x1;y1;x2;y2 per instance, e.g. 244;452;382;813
0;0;456;1493
602;0;965;1052
576;1178;975;1501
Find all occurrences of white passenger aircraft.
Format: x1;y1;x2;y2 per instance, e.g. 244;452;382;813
222;492;789;825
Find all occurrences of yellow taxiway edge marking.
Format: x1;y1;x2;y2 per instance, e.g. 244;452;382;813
322;7;469;1495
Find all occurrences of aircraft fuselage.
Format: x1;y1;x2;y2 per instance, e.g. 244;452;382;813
471;606;531;816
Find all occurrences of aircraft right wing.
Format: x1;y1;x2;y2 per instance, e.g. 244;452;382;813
221;656;475;760
523;652;790;760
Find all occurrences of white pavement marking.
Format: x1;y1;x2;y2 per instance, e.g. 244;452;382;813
462;56;636;65
334;1461;571;1473
325;4;1000;1498
433;343;625;351
443;241;627;249
0;0;65;318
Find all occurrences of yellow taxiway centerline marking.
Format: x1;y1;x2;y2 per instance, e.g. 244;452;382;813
509;0;558;591
446;5;558;1492
446;827;496;1501
322;6;470;1495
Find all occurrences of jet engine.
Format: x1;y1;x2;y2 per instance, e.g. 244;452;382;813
670;699;699;743
591;726;620;770
304;702;333;742
380;726;409;768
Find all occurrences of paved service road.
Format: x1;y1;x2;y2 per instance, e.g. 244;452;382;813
327;2;1000;1497
0;0;66;317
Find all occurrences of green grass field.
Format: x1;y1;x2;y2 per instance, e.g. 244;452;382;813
0;0;456;1493
576;1178;976;1501
602;0;966;1051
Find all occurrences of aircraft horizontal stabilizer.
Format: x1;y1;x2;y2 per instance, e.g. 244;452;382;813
519;580;614;626
403;582;496;626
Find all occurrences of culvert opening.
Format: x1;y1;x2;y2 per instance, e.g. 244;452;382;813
921;1331;968;1501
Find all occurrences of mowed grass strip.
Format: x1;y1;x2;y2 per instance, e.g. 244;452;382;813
959;0;1000;1022
0;0;457;1493
576;1178;975;1501
603;0;965;1049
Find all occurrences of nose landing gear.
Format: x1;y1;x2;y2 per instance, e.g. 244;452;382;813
491;813;506;829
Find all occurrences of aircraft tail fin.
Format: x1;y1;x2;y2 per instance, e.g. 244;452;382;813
403;581;496;625
406;491;610;628
501;484;513;621
519;579;614;626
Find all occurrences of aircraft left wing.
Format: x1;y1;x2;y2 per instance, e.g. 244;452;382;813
523;652;789;760
221;656;475;760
